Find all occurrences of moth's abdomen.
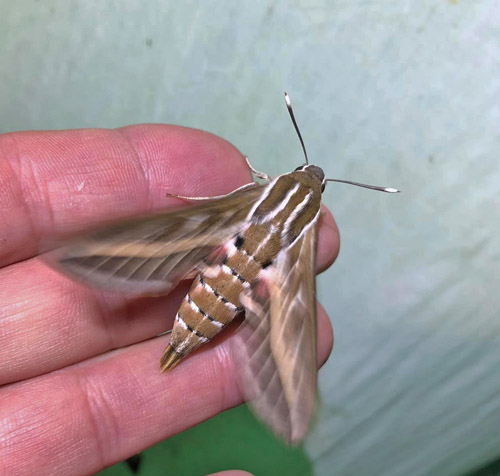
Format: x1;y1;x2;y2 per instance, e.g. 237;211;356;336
163;276;240;363
160;237;265;371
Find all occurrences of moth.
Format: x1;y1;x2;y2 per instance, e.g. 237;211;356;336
49;94;398;444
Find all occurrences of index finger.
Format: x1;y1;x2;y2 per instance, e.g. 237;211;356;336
0;125;252;267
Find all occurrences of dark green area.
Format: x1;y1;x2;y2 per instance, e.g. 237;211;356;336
98;405;313;476
464;456;500;476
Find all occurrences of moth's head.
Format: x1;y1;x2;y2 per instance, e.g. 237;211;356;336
294;164;327;192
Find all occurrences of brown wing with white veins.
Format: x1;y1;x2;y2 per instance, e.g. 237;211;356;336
47;184;265;295
234;220;318;445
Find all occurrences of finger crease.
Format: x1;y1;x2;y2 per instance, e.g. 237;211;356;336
2;135;43;255
91;294;119;350
116;129;152;211
75;373;116;471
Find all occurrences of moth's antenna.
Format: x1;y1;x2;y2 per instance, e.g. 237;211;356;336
284;92;309;165
284;92;400;193
326;179;400;193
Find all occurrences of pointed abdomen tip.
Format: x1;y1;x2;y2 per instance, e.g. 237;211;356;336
159;345;182;372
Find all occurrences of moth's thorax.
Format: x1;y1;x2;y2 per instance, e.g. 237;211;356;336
250;170;322;245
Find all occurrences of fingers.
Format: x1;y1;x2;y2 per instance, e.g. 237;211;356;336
0;126;338;384
0;125;252;267
0;303;333;476
317;205;340;274
317;301;334;367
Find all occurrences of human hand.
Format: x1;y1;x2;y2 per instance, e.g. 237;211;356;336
0;125;339;475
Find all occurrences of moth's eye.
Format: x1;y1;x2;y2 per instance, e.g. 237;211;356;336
321;182;326;192
295;166;304;171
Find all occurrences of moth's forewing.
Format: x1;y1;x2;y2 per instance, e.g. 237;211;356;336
47;185;265;295
232;204;320;445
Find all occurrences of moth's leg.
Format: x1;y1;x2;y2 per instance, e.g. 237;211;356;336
245;156;272;182
166;182;257;201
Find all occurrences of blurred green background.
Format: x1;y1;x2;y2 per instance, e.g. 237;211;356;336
2;1;500;475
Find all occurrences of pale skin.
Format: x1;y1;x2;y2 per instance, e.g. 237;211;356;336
0;125;340;476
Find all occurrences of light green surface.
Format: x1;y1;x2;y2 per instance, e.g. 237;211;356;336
2;2;500;476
